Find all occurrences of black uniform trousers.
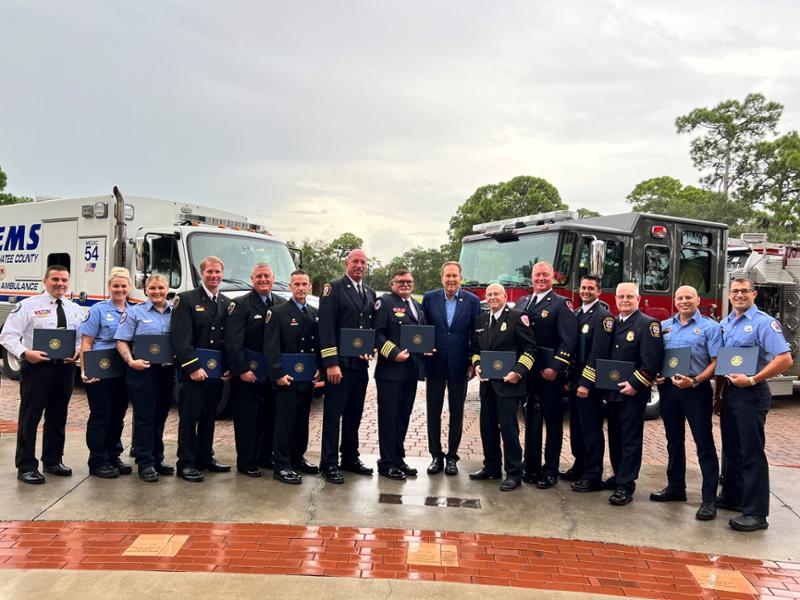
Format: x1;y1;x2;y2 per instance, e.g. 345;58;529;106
272;388;312;471
720;382;771;517
320;367;368;468
659;381;719;503
606;398;646;493
376;378;417;471
567;378;586;474
128;365;174;470
425;372;468;461
16;361;75;472
573;383;605;482
524;375;563;476
231;380;275;471
480;386;523;477
85;375;128;469
176;378;222;471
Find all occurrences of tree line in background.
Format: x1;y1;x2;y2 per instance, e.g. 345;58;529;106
4;93;799;293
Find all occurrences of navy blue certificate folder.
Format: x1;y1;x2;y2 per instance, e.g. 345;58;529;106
84;348;124;379
281;353;316;382
244;349;268;383
715;346;758;376
400;325;435;354
340;328;376;357
480;351;517;379
133;334;173;364
595;359;636;391
197;348;224;379
32;328;76;360
661;346;691;377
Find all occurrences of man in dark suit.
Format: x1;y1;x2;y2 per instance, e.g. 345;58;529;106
318;249;377;484
517;261;578;489
468;283;536;491
604;282;664;506
171;256;232;483
422;261;481;476
224;263;286;477
570;275;614;492
374;269;427;481
263;270;321;485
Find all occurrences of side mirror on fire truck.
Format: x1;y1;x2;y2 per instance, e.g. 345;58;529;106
590;239;606;280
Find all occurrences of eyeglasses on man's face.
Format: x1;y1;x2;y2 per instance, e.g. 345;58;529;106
393;279;414;286
729;288;754;296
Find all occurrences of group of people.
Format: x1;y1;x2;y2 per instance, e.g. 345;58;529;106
0;252;790;535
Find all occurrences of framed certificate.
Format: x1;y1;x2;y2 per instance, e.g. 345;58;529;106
399;325;435;354
32;328;76;360
480;351;517;379
661;346;691;377
340;328;376;357
715;346;758;376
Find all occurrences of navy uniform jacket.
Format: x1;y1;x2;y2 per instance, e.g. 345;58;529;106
422;288;481;381
374;292;426;382
262;301;321;392
575;302;615;391
517;290;578;375
224;290;286;377
470;306;537;398
170;287;231;379
605;310;663;401
318;276;377;371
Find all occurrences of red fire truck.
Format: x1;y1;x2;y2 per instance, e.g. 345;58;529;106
459;210;796;415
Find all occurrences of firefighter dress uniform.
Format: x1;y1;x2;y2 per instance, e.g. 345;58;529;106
114;300;175;478
604;310;664;505
79;299;132;476
170;286;231;480
0;292;84;481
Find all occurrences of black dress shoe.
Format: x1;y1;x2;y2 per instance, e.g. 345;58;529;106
559;467;581;482
321;465;344;484
138;466;159;482
155;462;175;476
444;458;458;476
112;458;133;475
609;488;634;506
715;495;743;512
17;470;45;484
571;479;603;493
274;468;302;485
696;502;717;521
294;459;319;475
90;464;120;479
43;463;72;476
238;467;263;478
379;467;406;481
427;457;444;475
522;472;538;484
178;468;204;482
399;462;417;477
205;460;231;473
729;514;768;532
536;474;558;489
500;477;521;491
649;487;687;502
340;459;373;475
469;469;502;480
602;476;617;490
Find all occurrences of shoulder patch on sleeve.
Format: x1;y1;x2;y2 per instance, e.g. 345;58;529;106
265;309;272;324
172;295;180;309
375;299;382;311
565;299;574;311
323;283;332;297
82;311;90;322
119;313;127;324
649;321;661;338
520;314;530;327
227;301;236;315
10;303;22;314
603;316;614;333
772;320;783;332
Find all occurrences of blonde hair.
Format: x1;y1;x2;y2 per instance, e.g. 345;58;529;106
107;267;131;285
200;256;224;271
145;273;169;288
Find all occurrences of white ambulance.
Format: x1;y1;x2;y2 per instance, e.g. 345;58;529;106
0;187;303;379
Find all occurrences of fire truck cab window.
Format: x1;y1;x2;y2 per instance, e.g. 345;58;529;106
459;232;559;286
150;236;182;289
679;248;710;295
578;238;623;289
643;245;670;292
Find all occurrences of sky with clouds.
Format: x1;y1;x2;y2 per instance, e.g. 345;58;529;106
2;1;799;261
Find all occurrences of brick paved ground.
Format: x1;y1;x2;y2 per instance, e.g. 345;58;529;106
3;373;799;468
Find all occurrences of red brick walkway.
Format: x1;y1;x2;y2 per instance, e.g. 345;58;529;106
0;519;798;598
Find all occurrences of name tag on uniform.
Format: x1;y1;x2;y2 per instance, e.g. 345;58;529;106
194;305;205;312
32;329;76;360
716;346;758;376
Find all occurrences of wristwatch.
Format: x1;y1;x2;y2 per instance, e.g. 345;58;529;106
691;376;700;388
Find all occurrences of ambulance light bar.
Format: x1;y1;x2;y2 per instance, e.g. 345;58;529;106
472;210;577;234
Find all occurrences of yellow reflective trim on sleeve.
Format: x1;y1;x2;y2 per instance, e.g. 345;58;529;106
380;341;396;358
518;355;534;369
320;347;338;357
554;355;571;365
633;370;651;386
581;366;596;381
181;357;199;368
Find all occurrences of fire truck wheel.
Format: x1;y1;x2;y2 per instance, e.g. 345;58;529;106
1;346;21;381
644;385;660;420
